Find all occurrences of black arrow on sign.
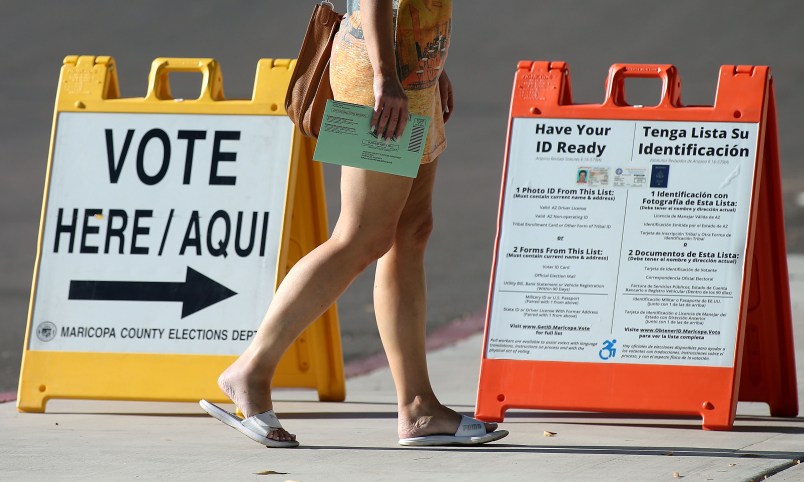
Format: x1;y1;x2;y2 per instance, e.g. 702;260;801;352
68;267;237;318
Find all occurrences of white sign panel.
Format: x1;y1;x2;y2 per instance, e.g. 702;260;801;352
29;113;294;355
486;118;758;367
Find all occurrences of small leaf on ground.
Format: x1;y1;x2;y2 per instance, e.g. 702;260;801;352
254;470;288;476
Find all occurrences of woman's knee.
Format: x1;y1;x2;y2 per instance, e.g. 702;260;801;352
395;211;434;251
331;224;398;266
363;229;398;261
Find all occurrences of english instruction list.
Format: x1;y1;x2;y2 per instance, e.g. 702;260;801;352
486;118;758;367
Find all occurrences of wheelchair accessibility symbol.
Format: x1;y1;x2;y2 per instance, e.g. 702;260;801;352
599;339;617;360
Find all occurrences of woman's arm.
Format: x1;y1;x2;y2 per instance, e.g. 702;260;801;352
360;0;408;141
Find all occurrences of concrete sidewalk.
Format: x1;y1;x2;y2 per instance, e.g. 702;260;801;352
2;257;803;482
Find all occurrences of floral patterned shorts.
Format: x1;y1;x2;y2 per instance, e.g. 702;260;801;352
330;0;452;164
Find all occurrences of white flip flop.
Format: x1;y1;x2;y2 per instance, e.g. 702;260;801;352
199;399;299;448
398;414;509;446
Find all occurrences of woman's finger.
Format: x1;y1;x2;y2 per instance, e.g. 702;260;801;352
393;110;409;141
370;103;383;134
439;72;454;123
385;109;400;141
377;104;394;140
385;105;405;141
445;85;454;123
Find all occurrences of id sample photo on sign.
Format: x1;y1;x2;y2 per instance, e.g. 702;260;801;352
486;118;758;368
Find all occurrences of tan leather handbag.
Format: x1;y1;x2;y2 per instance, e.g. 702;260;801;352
285;1;344;138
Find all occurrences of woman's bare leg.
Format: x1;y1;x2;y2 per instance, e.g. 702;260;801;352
218;166;414;441
373;159;497;438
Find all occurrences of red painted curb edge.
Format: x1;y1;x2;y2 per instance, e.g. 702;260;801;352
343;310;485;379
0;311;487;403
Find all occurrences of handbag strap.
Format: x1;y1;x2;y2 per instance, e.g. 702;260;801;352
317;1;341;25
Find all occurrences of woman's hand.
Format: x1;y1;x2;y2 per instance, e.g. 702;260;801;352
360;0;408;141
439;70;454;124
372;73;409;141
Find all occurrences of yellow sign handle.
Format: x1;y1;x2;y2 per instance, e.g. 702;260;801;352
145;57;225;102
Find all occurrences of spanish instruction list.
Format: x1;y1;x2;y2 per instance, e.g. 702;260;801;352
486;119;758;367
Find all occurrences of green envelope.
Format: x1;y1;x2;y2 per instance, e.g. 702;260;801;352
312;100;431;178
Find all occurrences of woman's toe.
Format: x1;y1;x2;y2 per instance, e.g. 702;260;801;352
268;428;295;441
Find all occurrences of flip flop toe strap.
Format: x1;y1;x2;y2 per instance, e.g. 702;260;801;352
242;409;284;435
454;415;488;437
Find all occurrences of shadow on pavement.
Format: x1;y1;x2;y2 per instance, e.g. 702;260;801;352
293;444;804;460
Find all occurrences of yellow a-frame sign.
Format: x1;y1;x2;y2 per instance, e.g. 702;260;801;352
18;56;344;412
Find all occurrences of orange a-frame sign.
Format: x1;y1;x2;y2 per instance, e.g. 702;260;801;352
476;62;796;430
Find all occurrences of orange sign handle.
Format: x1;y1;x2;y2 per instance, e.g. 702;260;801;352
603;63;682;107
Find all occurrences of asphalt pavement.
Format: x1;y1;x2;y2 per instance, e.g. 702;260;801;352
2;0;804;399
1;255;802;481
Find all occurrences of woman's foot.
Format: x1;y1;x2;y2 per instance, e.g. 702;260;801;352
217;357;296;443
397;396;497;439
